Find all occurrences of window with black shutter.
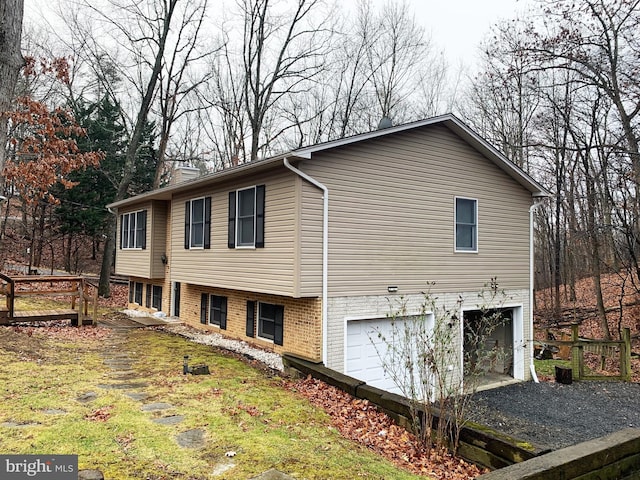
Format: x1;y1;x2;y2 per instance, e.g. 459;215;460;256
200;293;208;324
152;285;162;310
258;302;284;345
134;282;143;304
246;300;255;337
185;197;211;249
229;185;265;248
209;295;227;329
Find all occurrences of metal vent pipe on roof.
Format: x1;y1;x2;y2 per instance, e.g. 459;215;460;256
377;116;393;130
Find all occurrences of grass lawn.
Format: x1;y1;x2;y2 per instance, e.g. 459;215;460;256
0;322;426;479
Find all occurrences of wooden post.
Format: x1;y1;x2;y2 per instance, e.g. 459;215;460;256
92;286;98;326
76;280;84;326
71;279;77;310
571;324;581;380
8;279;14;319
622;328;631;382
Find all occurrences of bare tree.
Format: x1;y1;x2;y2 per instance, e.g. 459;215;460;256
366;0;428;123
152;0;215;188
240;0;332;161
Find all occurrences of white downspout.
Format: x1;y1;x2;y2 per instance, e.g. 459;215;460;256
529;197;546;383
283;158;329;366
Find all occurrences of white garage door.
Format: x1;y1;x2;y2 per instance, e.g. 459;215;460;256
345;317;409;395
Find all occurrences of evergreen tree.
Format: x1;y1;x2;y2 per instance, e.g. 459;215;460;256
53;95;158;272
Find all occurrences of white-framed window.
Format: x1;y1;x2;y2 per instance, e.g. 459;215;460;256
185;197;211;249
209;294;227;328
455;197;477;252
257;302;284;344
237;187;256;247
152;285;162;310
133;282;143;304
190;197;205;248
228;185;265;248
120;210;146;249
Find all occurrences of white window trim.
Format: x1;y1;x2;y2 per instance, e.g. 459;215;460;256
189;197;206;249
133;282;143;305
208;294;225;327
256;301;275;343
235;185;257;248
454;196;478;253
122;210;145;250
151;285;162;310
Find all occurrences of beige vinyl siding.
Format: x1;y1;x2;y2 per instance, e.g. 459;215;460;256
300;124;532;297
149;200;167;279
170;170;300;296
115;201;152;278
298;180;323;296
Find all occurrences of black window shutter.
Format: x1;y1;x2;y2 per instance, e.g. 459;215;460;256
184;201;190;249
200;293;208;324
145;284;151;308
220;297;227;330
204;196;211;249
119;215;124;249
256;185;265;248
141;210;147;250
246;300;255;337
274;305;284;346
228;191;236;248
128;281;134;303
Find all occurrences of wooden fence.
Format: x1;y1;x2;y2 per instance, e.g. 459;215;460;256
0;272;98;326
539;325;632;381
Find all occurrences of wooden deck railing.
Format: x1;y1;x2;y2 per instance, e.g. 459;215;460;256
0;272;98;326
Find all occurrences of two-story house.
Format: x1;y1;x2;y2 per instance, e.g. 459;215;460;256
107;114;549;394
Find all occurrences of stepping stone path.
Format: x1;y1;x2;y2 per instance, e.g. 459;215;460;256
0;316;294;479
43;408;67;415
98;322;202;452
175;428;206;448
76;391;98;403
249;469;298;480
141;402;174;412
152;415;185;425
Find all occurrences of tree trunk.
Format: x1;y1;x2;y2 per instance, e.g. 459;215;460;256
98;0;178;297
583;155;611;340
0;0;25;181
99;215;116;297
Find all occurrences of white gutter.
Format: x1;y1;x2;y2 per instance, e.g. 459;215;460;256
529;197;546;383
283;158;329;366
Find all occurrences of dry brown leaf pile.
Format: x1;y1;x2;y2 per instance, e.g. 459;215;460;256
288;376;486;479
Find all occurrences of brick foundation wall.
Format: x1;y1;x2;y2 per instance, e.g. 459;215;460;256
180;284;322;361
126;276;171;315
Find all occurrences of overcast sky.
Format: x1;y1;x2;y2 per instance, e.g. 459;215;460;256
400;0;533;70
24;0;534;72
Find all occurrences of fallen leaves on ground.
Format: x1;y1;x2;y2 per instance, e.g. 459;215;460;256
288;376;486;479
535;273;640;382
85;406;113;422
10;323;111;341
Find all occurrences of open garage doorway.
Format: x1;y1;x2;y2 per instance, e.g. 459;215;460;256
463;306;523;392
